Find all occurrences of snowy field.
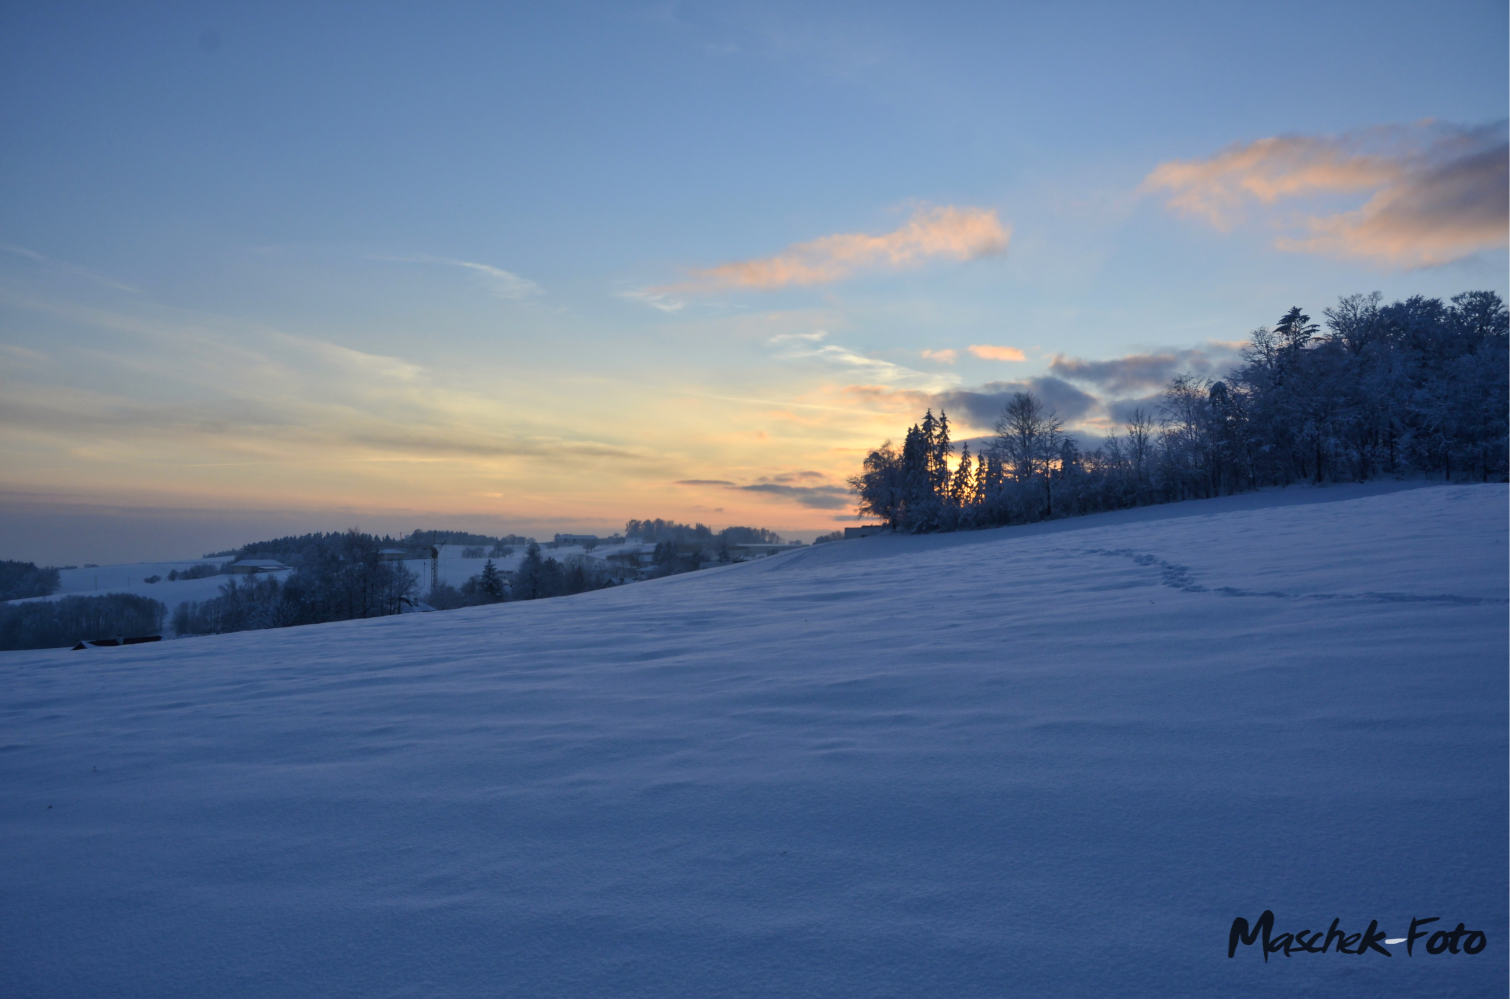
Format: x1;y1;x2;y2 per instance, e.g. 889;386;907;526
2;482;1505;997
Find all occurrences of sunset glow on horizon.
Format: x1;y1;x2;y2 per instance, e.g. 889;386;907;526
1;1;1505;562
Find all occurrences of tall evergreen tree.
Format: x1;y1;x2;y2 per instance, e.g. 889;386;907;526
932;410;954;497
477;559;505;602
951;442;974;508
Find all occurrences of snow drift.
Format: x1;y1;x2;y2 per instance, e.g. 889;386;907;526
2;482;1505;997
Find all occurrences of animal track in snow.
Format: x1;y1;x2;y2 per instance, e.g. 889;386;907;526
1087;548;1508;607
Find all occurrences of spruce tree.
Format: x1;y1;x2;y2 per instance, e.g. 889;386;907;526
900;423;928;528
932;410;953;498
478;559;505;602
951;442;973;507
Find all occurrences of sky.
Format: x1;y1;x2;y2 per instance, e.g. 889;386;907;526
1;0;1506;562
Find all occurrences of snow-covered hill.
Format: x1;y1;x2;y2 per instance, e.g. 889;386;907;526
3;482;1505;997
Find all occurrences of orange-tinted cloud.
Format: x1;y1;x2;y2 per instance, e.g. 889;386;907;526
920;348;958;364
676;205;1009;291
967;344;1026;361
1143;122;1508;267
1143;137;1399;230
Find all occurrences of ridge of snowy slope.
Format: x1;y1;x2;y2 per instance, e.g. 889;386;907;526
2;483;1505;997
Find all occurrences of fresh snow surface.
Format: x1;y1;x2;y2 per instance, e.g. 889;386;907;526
2;482;1505;997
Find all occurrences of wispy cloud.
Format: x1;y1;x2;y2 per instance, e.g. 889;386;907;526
0;343;47;367
0;291;663;476
619;289;685;312
374;254;542;299
1142;121;1508;267
967;344;1025;361
770;330;960;392
920;348;957;364
0;244;139;293
669;204;1009;292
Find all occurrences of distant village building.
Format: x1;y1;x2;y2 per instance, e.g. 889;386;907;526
554;534;601;546
377;549;409;561
228;559;289;575
844;526;885;539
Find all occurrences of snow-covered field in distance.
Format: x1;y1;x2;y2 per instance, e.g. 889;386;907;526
5;542;658;614
21;562;296;609
2;482;1505;997
394;539;658;591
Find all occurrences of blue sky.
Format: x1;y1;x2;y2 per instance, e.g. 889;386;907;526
1;0;1506;561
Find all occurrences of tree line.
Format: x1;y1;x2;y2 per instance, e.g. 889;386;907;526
625;519;784;546
851;290;1508;533
0;594;166;651
426;543;615;609
129;518;795;639
175;533;621;633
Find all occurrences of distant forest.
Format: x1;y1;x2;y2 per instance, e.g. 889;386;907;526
219;528;532;563
851;291;1509;533
626;520;783;545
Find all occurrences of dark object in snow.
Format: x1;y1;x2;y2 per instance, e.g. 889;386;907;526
168;564;222;581
228;559;290;575
71;635;162;650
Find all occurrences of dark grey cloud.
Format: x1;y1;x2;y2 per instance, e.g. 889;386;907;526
675;479;736;486
934;376;1101;425
1048;347;1239;395
1103;394;1164;425
737;483;852;510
